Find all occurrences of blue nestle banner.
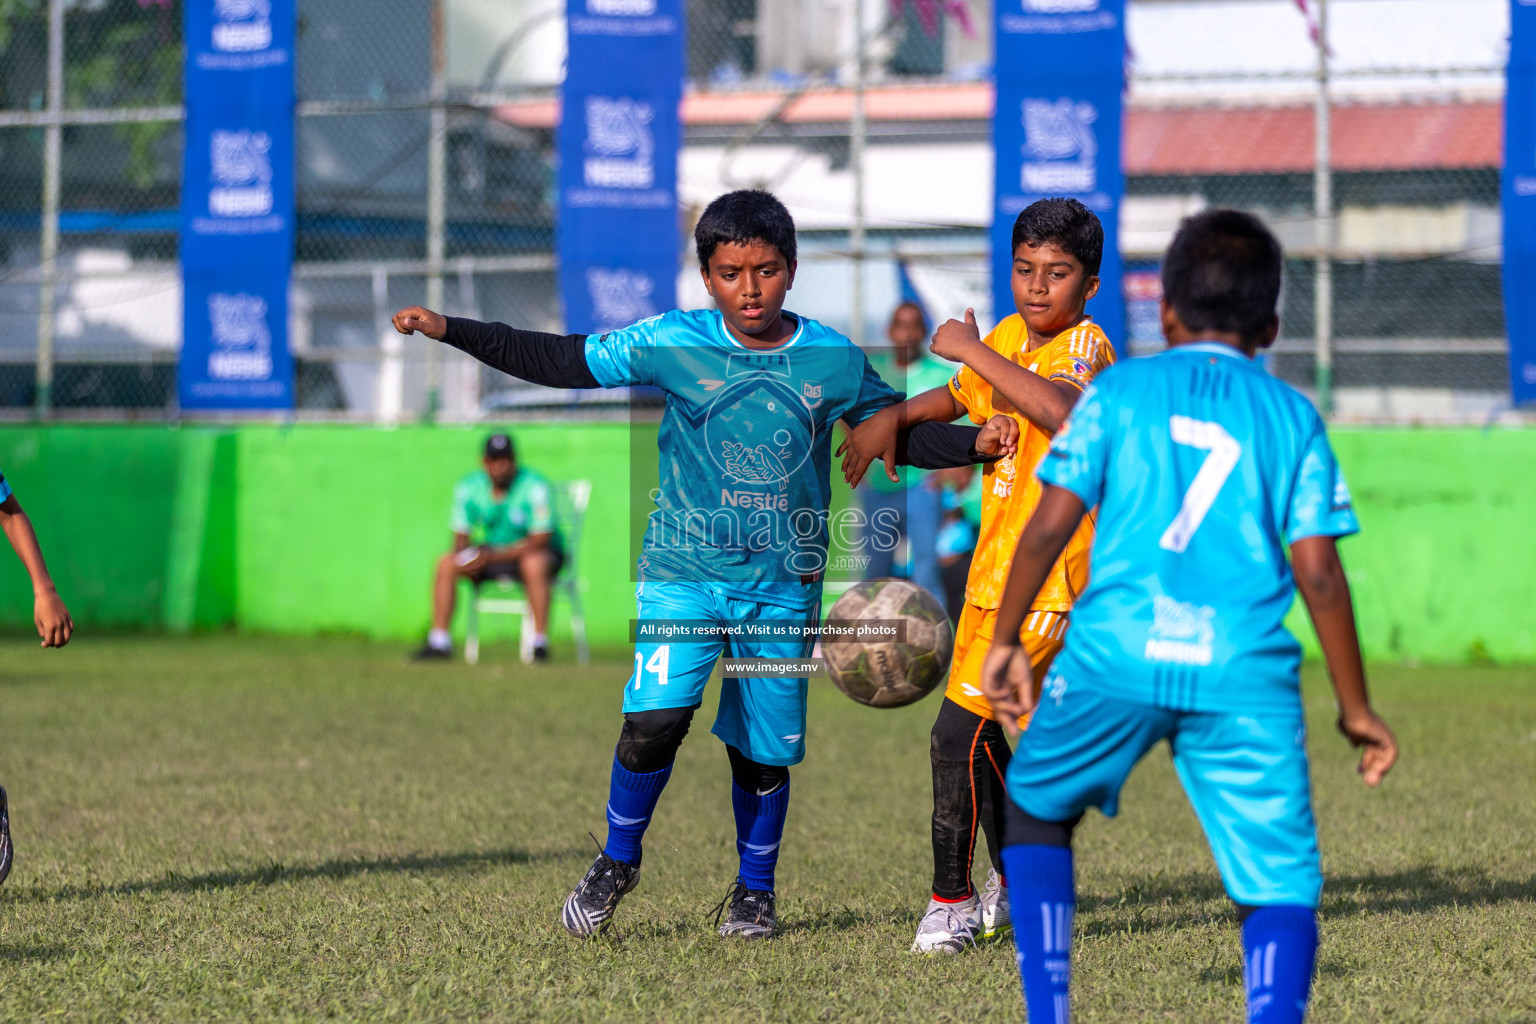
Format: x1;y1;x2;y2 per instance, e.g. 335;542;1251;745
992;0;1125;348
1504;0;1536;407
180;0;295;410
558;0;683;334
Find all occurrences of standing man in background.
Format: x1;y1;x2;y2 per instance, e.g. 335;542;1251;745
0;467;74;886
413;433;563;662
859;301;954;599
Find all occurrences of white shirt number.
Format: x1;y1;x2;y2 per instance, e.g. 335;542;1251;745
633;645;670;689
1159;416;1241;553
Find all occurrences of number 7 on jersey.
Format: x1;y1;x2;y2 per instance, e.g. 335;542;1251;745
1159;416;1241;553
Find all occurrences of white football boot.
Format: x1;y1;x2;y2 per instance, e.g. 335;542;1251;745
979;868;1012;941
910;894;982;954
560;850;641;937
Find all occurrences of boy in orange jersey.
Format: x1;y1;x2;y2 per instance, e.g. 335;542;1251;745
840;197;1116;953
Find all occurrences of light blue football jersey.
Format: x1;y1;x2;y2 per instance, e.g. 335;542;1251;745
1038;342;1359;713
585;308;900;609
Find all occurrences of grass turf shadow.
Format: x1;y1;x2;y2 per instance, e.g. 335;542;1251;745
1077;864;1536;939
0;944;70;964
8;846;587;905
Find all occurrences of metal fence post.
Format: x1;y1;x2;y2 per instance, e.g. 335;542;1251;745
35;0;66;420
1313;0;1333;417
374;264;404;422
456;259;481;413
423;0;448;422
849;0;867;348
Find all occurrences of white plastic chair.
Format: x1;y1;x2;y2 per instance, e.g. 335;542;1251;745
464;479;591;666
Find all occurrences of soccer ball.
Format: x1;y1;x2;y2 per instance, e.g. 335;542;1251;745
822;578;954;708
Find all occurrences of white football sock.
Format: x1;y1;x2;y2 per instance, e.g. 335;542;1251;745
428;629;451;651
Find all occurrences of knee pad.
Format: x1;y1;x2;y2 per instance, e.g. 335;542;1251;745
615;706;696;773
1004;795;1082;848
727;745;789;795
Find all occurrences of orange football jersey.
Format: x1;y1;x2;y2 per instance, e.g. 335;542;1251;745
947;314;1116;611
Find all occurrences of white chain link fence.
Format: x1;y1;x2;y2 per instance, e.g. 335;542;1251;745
0;0;1520;422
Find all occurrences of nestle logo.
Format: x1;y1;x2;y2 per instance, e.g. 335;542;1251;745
721;489;788;512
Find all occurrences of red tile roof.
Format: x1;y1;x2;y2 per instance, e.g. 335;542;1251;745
495;84;1502;173
1124;102;1502;174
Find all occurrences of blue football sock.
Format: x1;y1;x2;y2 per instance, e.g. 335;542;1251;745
601;755;672;866
731;778;790;891
1001;844;1076;1024
1242;905;1318;1024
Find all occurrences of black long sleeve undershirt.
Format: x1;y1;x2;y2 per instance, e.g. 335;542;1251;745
897;421;999;469
441;315;991;467
442;316;599;389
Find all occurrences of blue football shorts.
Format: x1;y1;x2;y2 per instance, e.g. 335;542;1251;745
624;582;819;767
1007;669;1323;908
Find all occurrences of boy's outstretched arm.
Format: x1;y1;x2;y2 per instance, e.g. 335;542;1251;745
978;484;1086;735
837;385;966;486
1291;535;1398;786
931;309;1080;434
0;494;72;648
393;306;601;389
894;415;1018;473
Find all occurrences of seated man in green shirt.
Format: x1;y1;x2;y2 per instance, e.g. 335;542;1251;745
414;433;564;661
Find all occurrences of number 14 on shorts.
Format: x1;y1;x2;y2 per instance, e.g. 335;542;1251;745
635;646;670;688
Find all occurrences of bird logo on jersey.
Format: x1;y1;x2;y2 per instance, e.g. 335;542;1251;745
1145;595;1216;666
722;441;794;486
704;370;817;494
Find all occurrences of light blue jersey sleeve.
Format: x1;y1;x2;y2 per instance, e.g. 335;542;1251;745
1286;423;1359;542
839;350;902;425
1036;380;1112;508
583;314;665;388
0;472;10;503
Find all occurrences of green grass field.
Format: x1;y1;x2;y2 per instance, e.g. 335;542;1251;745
0;637;1532;1022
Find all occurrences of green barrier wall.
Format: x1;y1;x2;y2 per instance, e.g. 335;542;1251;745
0;425;1531;662
1296;430;1536;664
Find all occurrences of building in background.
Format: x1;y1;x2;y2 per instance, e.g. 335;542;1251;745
0;0;1517;422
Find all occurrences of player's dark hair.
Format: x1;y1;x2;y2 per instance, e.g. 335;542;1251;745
1161;209;1283;342
695;190;797;269
1011;197;1103;277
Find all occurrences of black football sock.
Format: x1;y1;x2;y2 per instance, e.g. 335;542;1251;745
929;697;993;901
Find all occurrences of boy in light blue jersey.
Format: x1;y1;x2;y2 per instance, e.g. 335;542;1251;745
394;190;1012;941
0;468;75;888
979;210;1398;1024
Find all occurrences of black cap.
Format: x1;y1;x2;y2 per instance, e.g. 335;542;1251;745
484;433;514;459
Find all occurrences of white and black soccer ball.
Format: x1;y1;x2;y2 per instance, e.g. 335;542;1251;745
822;578;954;708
